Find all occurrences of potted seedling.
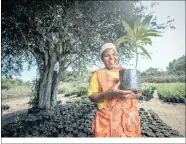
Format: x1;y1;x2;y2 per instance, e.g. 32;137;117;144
116;15;162;91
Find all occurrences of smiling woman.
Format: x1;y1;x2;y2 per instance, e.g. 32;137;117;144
101;48;118;70
88;43;142;137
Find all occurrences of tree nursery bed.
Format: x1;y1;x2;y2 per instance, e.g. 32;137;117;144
1;96;185;137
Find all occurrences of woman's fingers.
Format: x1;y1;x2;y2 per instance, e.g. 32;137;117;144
117;90;133;95
116;90;135;99
119;93;134;99
115;90;143;99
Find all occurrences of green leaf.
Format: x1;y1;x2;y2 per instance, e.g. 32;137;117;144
134;18;141;33
141;38;152;45
146;29;159;33
136;28;147;41
142;32;162;37
139;45;152;59
122;20;134;36
130;44;136;49
115;36;129;47
140;15;153;30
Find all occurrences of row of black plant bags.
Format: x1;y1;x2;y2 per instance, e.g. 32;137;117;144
1;104;10;111
139;108;184;137
1;100;184;137
159;95;186;104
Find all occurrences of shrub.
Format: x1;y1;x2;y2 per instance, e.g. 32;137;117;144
141;83;156;101
142;75;185;83
155;83;185;98
28;79;40;107
144;83;186;103
58;81;88;97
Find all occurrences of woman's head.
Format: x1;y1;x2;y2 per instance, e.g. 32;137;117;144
100;43;118;70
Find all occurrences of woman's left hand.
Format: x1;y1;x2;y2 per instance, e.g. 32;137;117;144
121;91;142;99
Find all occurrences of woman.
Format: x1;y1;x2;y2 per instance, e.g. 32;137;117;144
88;43;141;137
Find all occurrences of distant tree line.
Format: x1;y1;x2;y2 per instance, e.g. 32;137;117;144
141;55;185;83
1;78;31;90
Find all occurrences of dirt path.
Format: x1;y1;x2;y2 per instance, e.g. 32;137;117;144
138;98;185;136
2;96;185;136
2;94;75;115
2;97;31;114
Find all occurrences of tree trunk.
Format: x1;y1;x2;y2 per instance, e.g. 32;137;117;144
38;53;60;109
51;60;65;108
135;47;138;69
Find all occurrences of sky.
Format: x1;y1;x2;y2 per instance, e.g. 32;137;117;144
126;1;185;71
14;1;185;82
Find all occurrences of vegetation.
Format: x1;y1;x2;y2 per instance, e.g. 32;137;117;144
141;56;185;83
141;83;185;103
142;75;185;83
1;78;32;99
166;55;185;75
116;16;162;69
1;1;184;138
1;78;27;90
141;67;162;77
141;83;156;101
2;0;174;109
58;81;88;96
155;83;185;97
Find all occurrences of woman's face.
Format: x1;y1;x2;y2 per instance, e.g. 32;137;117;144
102;48;118;70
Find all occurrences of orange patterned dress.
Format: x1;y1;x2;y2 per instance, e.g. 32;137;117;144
90;67;141;137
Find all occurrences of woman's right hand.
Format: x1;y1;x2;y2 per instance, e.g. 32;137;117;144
108;80;134;99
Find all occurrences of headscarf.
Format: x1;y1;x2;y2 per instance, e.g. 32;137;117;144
100;43;117;56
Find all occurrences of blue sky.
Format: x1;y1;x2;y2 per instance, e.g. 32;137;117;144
15;1;185;82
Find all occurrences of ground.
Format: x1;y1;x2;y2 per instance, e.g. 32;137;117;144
1;95;186;136
138;98;185;136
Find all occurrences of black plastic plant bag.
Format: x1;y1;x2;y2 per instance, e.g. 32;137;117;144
119;69;141;91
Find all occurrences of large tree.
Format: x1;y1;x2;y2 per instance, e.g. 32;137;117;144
1;0;174;109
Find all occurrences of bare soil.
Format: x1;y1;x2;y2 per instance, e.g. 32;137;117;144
2;96;185;136
138;98;185;136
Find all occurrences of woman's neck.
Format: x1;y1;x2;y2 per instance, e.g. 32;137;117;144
105;67;117;71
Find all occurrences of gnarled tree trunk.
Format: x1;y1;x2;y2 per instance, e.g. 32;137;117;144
38;53;62;109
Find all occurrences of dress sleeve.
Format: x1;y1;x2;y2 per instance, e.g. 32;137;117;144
88;72;101;96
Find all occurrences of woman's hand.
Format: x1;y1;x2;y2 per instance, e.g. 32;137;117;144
107;80;141;99
89;79;142;103
107;80;131;98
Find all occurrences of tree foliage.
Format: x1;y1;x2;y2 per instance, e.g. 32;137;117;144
141;55;185;83
141;67;161;77
1;0;175;109
166;55;185;75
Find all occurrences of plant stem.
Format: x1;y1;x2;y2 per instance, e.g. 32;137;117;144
135;47;138;69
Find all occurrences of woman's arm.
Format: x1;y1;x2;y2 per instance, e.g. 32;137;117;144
88;91;111;103
89;80;133;103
